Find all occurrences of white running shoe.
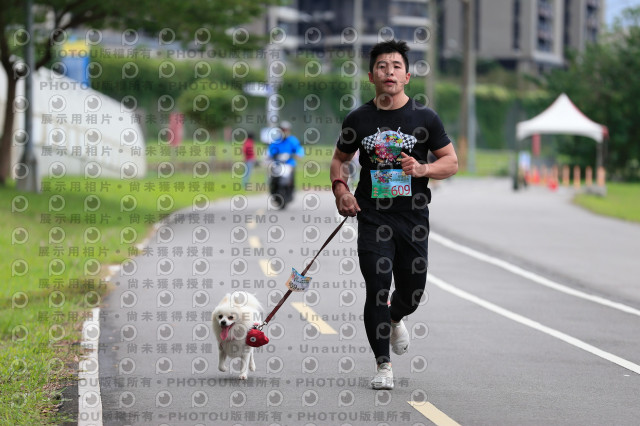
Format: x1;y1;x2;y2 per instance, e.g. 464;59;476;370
390;320;410;355
371;362;394;390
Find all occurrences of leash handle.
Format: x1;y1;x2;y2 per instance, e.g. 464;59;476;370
258;216;349;329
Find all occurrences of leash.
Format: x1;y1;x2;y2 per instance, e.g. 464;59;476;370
259;215;348;328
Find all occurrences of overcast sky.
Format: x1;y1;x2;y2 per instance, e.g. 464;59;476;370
606;0;640;25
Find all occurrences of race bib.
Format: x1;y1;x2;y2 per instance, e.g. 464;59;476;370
285;268;312;292
370;169;412;198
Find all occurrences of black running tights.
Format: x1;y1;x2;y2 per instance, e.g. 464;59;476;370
359;252;427;365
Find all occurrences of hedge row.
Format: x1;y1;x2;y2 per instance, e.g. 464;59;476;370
90;50;551;149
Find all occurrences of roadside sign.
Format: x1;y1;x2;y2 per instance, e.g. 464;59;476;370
243;82;272;97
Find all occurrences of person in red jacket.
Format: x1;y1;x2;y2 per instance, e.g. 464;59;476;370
242;132;257;188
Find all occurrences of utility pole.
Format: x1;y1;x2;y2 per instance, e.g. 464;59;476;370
16;0;40;192
427;0;437;109
459;0;476;173
353;0;363;107
266;6;281;129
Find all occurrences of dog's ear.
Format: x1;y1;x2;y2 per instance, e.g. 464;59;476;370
220;293;230;305
231;291;249;307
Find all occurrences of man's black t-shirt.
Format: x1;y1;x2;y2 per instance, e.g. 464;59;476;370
336;98;451;214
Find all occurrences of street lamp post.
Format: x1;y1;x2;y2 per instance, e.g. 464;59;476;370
266;6;281;129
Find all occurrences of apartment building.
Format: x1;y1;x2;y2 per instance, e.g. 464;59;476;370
263;0;604;75
265;0;432;72
440;0;604;74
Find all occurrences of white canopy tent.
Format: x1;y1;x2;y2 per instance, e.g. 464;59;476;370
517;93;608;143
516;93;608;169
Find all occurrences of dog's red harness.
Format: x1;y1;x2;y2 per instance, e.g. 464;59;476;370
246;216;348;347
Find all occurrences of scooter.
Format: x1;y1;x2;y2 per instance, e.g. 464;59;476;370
268;153;294;209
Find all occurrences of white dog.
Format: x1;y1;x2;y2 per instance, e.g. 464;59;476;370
211;292;263;380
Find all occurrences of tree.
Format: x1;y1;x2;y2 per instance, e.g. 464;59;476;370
544;7;640;181
177;79;242;135
0;0;280;185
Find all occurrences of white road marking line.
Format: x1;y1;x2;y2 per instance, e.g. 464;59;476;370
429;274;640;375
78;307;103;426
291;302;338;334
431;232;640;317
408;401;461;426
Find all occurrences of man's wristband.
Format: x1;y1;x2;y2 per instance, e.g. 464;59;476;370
331;179;349;193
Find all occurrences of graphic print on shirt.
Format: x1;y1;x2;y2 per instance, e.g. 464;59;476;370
361;128;417;166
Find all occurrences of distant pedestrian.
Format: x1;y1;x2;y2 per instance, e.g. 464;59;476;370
242;132;257;188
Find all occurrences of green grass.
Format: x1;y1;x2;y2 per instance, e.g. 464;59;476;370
146;139;224;165
146;139;333;166
473;149;512;176
573;182;640;223
455;149;512;177
0;333;76;424
1;174;258;424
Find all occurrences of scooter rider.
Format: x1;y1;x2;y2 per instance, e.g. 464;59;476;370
268;121;304;201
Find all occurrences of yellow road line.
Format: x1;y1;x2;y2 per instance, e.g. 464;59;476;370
408;401;461;426
247;209;264;230
258;259;277;277
248;236;261;248
291;302;337;334
251;236;273;275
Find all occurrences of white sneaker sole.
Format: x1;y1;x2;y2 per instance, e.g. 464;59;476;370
392;344;408;355
371;377;394;390
391;321;410;355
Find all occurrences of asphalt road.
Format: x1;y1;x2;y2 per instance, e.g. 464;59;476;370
94;178;640;425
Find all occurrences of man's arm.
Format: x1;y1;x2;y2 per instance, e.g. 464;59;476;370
400;143;458;179
330;147;360;217
287;136;304;159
